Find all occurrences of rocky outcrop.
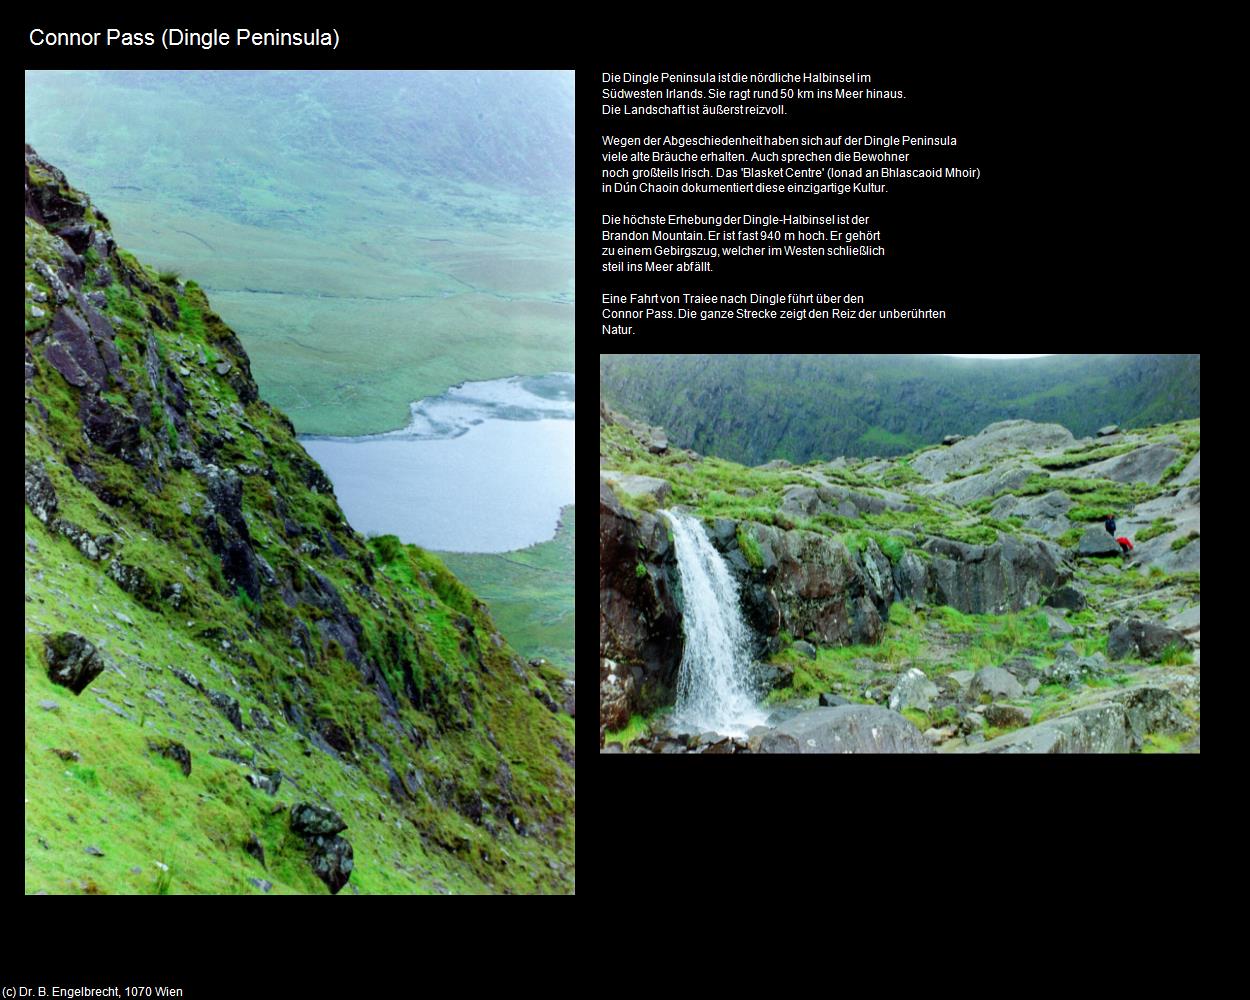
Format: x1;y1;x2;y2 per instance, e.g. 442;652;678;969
598;480;683;723
920;464;1038;506
757;706;933;754
599;471;672;506
970;666;1024;701
44;632;109;694
1045;584;1087;612
729;524;889;647
1107;620;1192;662
963;686;1188;753
990;490;1074;538
911;420;1075;483
781;483;916;519
290;803;353;894
1073;443;1182;485
921;534;1070;614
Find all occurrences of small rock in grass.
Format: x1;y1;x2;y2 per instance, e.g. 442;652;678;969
248;877;273;892
39;700;60;712
84;845;104;856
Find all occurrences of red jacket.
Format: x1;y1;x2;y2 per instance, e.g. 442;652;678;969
1116;537;1134;551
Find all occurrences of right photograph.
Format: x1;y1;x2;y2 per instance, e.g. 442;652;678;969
600;354;1201;754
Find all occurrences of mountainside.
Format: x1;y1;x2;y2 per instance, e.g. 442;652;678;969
599;354;1201;465
26;71;575;437
24;147;574;894
600;399;1200;755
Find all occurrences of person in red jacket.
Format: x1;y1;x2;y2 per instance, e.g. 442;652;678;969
1116;536;1134;555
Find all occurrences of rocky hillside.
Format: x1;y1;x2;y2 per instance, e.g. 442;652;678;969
599;354;1201;464
600;399;1200;754
24;147;574;894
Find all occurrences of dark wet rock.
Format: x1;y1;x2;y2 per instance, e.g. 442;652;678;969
599;481;683;721
1046;585;1088;612
752;661;795;693
44;632;108;694
307;835;353;894
44;306;109;389
249;707;274;731
892;551;929;605
290;802;348;838
921;534;1070;615
314;717;352;754
943;434;966;446
147;740;192;776
80;396;141;459
207;691;244;731
758;706;933;754
820;693;852;708
1107;620;1192;662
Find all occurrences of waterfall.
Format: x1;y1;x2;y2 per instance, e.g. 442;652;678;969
665;510;767;737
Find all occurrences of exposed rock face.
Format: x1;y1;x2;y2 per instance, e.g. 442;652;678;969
922;534;1070;614
781;483;915;519
1122;486;1200;573
148;740;192;776
736;524;888;647
598;481;683;721
1078;524;1124;556
1107;620;1192;662
921;464;1038;506
290;803;353;894
911;420;1075;483
1073;443;1182;485
44;632;109;694
963;686;1188;754
1174;451;1200;486
599;471;672;506
991;490;1075;538
757;706;933;754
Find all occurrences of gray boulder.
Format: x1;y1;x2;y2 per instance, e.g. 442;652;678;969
1107;620;1192;662
892;551;929;605
888;668;939;713
1097;425;1120;437
820;694;852;708
1073;443;1182;486
1078;524;1124;557
942;435;966;446
970;667;1024;701
757;706;933;754
1166;605;1200;635
792;640;817;660
1044;652;1110;688
600;471;672;506
1045;585;1087;612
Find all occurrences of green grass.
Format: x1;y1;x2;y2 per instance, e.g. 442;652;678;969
603;714;649;749
1157;642;1195;667
1140;732;1189;754
1171;532;1199;551
737;524;764;569
1136;518;1176;543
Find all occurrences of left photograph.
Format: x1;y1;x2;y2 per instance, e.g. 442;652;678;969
24;70;575;894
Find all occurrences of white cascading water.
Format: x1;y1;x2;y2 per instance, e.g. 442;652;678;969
665;510;768;737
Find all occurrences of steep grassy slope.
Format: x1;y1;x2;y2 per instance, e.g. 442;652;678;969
24;148;574;894
439;506;575;672
26;71;575;436
599;354;1200;464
